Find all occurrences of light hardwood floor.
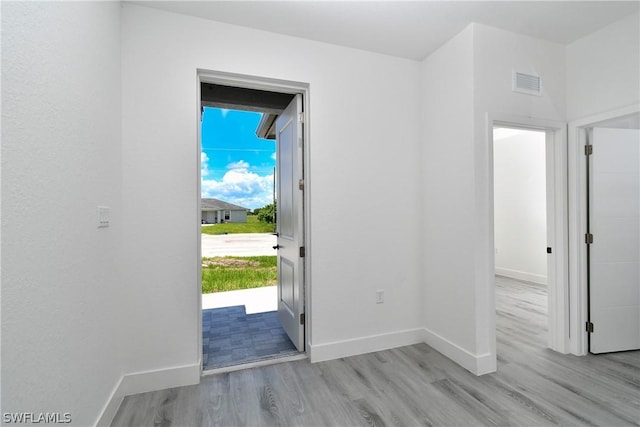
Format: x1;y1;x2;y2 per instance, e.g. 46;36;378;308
111;276;639;426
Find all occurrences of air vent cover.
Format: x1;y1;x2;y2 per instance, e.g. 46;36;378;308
512;71;542;96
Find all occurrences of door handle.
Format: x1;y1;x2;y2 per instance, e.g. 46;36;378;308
273;244;281;250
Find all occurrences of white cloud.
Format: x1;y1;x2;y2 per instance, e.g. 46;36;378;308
201;159;274;209
201;152;210;176
227;160;250;170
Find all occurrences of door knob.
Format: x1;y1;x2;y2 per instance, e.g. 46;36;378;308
273;244;281;250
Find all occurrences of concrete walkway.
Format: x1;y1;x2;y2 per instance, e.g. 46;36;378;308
202;286;277;314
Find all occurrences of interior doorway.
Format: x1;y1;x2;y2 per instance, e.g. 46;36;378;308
489;115;569;359
568;107;640;356
493;127;549;354
197;77;309;371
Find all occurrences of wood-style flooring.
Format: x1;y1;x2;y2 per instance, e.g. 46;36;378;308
111;276;640;426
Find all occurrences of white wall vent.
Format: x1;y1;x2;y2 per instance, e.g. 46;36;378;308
512;71;542;96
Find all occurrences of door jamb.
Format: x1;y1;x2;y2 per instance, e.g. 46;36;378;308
196;70;312;371
567;104;640;355
488;113;569;355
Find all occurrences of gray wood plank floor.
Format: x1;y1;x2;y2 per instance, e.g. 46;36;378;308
111;276;640;426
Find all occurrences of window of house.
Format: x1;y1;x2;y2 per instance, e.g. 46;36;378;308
224;210;230;220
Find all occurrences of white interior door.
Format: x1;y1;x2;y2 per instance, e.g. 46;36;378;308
275;94;304;351
589;127;640;353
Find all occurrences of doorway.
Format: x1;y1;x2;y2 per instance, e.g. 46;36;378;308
493;127;549;353
568;107;640;356
197;74;310;371
489;115;569;358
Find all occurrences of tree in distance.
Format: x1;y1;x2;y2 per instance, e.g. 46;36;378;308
256;202;276;224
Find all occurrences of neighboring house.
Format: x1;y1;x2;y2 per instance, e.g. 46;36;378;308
201;198;249;223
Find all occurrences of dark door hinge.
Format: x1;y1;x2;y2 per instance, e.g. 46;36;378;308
299;179;304;191
586;322;594;333
585;233;594;244
585;145;593;155
300;313;305;325
299;246;305;257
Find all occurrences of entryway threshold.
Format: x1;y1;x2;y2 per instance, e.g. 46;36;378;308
201;353;307;376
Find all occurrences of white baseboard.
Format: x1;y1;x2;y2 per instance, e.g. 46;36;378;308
495;267;546;285
308;328;424;363
95;362;201;427
422;328;496;376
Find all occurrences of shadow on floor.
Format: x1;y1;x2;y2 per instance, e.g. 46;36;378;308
202;306;297;370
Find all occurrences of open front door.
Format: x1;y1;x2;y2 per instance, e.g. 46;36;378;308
588;127;640;353
275;94;304;351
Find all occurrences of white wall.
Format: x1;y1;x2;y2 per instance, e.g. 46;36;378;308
494;130;547;284
1;2;123;425
228;210;247;223
420;23;565;373
567;12;640;121
420;26;478;368
120;3;423;375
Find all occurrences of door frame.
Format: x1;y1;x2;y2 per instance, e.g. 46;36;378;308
488;113;569;354
196;70;312;371
567;103;640;355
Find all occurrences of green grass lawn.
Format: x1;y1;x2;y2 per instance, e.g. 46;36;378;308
201;215;275;235
202;256;277;293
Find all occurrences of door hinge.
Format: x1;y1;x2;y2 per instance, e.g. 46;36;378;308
585;233;594;244
299;179;304;191
586;322;594;333
298;112;304;124
585;144;593;155
299;246;305;257
300;313;305;325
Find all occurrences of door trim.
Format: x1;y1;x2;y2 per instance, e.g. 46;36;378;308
196;70;312;371
568;103;640;355
488;113;569;356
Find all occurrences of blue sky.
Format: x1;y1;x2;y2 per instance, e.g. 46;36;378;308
201;107;275;210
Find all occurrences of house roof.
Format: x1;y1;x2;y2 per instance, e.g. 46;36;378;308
201;198;249;211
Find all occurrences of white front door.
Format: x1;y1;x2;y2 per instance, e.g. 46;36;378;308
275;94;304;351
589;127;640;353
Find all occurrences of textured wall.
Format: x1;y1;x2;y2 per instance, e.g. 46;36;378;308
1;2;123;425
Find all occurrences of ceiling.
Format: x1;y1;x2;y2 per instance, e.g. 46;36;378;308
130;1;639;60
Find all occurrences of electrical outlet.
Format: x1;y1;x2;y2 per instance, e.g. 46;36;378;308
376;289;384;304
98;206;110;228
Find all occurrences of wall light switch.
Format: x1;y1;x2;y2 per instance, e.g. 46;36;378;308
98;206;110;228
